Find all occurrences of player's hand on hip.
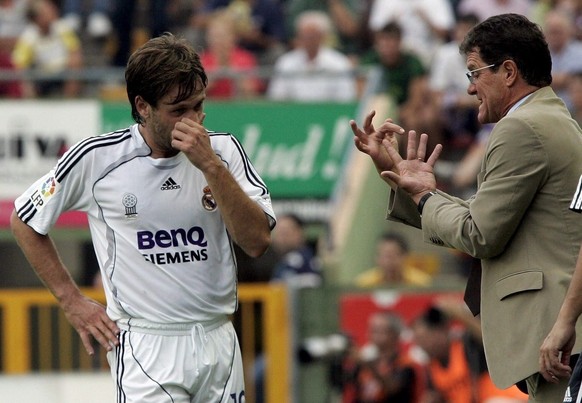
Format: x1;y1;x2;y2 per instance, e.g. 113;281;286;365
61;294;120;356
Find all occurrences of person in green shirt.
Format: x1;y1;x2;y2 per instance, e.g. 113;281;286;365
360;21;427;106
284;0;368;57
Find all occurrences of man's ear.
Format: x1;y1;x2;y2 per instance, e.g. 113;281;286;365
135;96;150;121
502;59;519;86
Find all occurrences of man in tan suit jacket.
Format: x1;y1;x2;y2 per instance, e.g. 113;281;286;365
351;13;582;402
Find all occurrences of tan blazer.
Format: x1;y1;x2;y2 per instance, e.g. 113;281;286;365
387;87;582;388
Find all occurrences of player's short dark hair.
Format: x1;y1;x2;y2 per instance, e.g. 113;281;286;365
125;33;208;124
459;13;552;87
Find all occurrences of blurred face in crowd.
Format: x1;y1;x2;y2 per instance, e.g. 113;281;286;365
30;0;59;34
453;20;475;44
374;32;401;67
206;17;236;62
272;216;305;255
376;239;406;282
412;321;449;360
368;313;400;352
297;22;324;60
544;11;573;53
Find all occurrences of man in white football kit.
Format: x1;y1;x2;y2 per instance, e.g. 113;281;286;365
540;176;582;401
11;34;275;403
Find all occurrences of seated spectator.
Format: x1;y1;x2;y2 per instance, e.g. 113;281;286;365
457;0;532;23
367;0;455;67
61;0;112;39
412;300;528;403
200;11;262;99
428;13;481;160
361;21;437;156
109;0;171;67
342;311;422;402
270;213;322;287
0;0;28;52
543;9;582;109
190;0;287;65
284;0;369;59
0;53;23;97
267;10;357;102
11;0;83;98
529;0;556;26
398;75;445;158
532;0;582;41
360;21;426;108
0;0;28;97
356;232;432;288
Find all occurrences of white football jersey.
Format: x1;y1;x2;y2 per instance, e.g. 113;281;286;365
15;124;275;323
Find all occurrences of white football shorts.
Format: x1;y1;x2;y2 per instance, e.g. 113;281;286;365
107;317;245;403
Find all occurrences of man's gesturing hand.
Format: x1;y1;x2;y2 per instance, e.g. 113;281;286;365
381;130;442;204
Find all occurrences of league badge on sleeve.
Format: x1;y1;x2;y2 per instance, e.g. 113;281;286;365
30;175;60;210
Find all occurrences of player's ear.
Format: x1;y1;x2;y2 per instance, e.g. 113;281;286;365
135;96;150;120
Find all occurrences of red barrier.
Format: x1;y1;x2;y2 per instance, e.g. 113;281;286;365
339;290;463;347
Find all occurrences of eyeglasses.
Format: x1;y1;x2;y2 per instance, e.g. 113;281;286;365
465;64;497;84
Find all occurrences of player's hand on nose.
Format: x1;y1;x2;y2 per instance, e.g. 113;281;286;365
172;117;219;171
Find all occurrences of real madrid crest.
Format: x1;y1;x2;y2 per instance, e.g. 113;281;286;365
122;193;138;218
202;186;217;211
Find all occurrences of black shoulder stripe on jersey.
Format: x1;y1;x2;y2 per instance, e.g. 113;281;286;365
55;130;132;182
232;134;269;196
210;132;269;196
16;199;36;224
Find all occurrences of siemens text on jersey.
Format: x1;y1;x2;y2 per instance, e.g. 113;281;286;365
137;226;208;264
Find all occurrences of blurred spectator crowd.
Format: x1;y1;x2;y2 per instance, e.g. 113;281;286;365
334;299;529;402
4;3;582;400
2;0;582;196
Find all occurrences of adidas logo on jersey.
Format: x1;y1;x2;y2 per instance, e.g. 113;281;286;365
161;177;181;190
